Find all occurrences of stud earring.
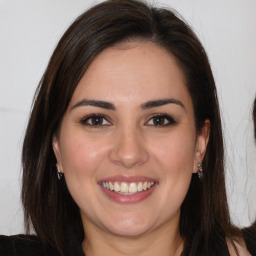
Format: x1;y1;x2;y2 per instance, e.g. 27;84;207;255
56;164;63;180
197;163;203;180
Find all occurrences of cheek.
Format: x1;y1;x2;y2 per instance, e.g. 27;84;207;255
153;131;196;173
58;131;110;208
59;130;108;179
151;129;196;202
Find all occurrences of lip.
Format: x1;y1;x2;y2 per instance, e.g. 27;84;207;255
98;175;158;204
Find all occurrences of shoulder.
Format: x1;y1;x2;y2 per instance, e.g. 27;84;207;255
0;235;50;256
227;239;252;256
0;235;84;256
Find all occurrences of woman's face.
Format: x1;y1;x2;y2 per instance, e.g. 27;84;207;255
53;41;209;238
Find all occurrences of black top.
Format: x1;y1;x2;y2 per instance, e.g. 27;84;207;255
0;235;85;256
243;226;256;256
1;233;255;256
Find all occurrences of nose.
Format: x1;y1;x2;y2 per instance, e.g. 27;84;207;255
109;126;149;168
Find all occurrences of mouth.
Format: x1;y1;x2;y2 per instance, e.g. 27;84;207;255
102;181;155;195
99;177;157;204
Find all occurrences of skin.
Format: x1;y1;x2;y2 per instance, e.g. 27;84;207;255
228;240;251;256
53;41;210;256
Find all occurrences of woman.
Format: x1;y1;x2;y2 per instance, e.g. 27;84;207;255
0;0;250;255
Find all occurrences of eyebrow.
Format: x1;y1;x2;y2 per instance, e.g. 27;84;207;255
71;99;116;111
141;98;185;110
70;98;185;111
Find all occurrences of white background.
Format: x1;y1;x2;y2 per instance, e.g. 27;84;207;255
0;0;256;235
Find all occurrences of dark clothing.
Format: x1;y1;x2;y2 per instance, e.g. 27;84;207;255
243;225;256;256
0;235;84;256
0;234;231;256
1;232;255;256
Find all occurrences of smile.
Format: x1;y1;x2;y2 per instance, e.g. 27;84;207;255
102;181;155;194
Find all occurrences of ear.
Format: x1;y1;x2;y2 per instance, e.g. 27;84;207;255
52;135;63;174
193;120;210;173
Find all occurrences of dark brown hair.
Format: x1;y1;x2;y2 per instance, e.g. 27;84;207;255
253;97;256;139
22;0;240;255
241;98;256;254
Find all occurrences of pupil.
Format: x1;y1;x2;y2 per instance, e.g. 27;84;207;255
92;117;102;125
154;117;163;125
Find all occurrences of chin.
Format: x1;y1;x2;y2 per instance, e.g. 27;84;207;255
103;214;153;237
107;225;151;238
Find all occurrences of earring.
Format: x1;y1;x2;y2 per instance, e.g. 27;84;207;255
197;163;203;180
56;164;63;180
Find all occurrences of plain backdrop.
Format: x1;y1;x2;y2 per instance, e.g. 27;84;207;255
0;0;256;235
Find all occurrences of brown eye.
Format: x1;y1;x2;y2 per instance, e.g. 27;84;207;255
146;114;177;127
152;116;166;126
81;114;110;127
90;116;104;125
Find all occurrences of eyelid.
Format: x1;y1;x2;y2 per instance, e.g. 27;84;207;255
145;113;177;127
80;113;112;126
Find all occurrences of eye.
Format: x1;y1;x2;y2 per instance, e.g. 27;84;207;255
80;114;111;127
146;114;177;127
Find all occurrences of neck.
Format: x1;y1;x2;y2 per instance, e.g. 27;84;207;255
82;220;183;256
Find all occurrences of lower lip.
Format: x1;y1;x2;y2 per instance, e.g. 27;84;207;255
100;185;157;204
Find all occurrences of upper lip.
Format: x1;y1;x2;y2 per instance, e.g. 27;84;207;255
98;175;158;183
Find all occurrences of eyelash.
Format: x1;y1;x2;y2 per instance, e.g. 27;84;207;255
145;114;177;127
80;114;177;128
80;114;111;127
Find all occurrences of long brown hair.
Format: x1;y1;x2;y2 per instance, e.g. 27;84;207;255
22;0;239;255
253;97;256;139
241;98;256;254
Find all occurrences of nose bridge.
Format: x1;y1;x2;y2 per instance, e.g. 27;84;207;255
109;123;148;168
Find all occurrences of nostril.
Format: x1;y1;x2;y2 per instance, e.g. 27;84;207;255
108;134;149;168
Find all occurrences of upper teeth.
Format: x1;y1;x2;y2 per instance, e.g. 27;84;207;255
102;181;155;194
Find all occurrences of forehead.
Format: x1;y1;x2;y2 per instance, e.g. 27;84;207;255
69;41;192;109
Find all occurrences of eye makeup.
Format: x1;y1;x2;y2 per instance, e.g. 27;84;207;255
80;114;111;127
